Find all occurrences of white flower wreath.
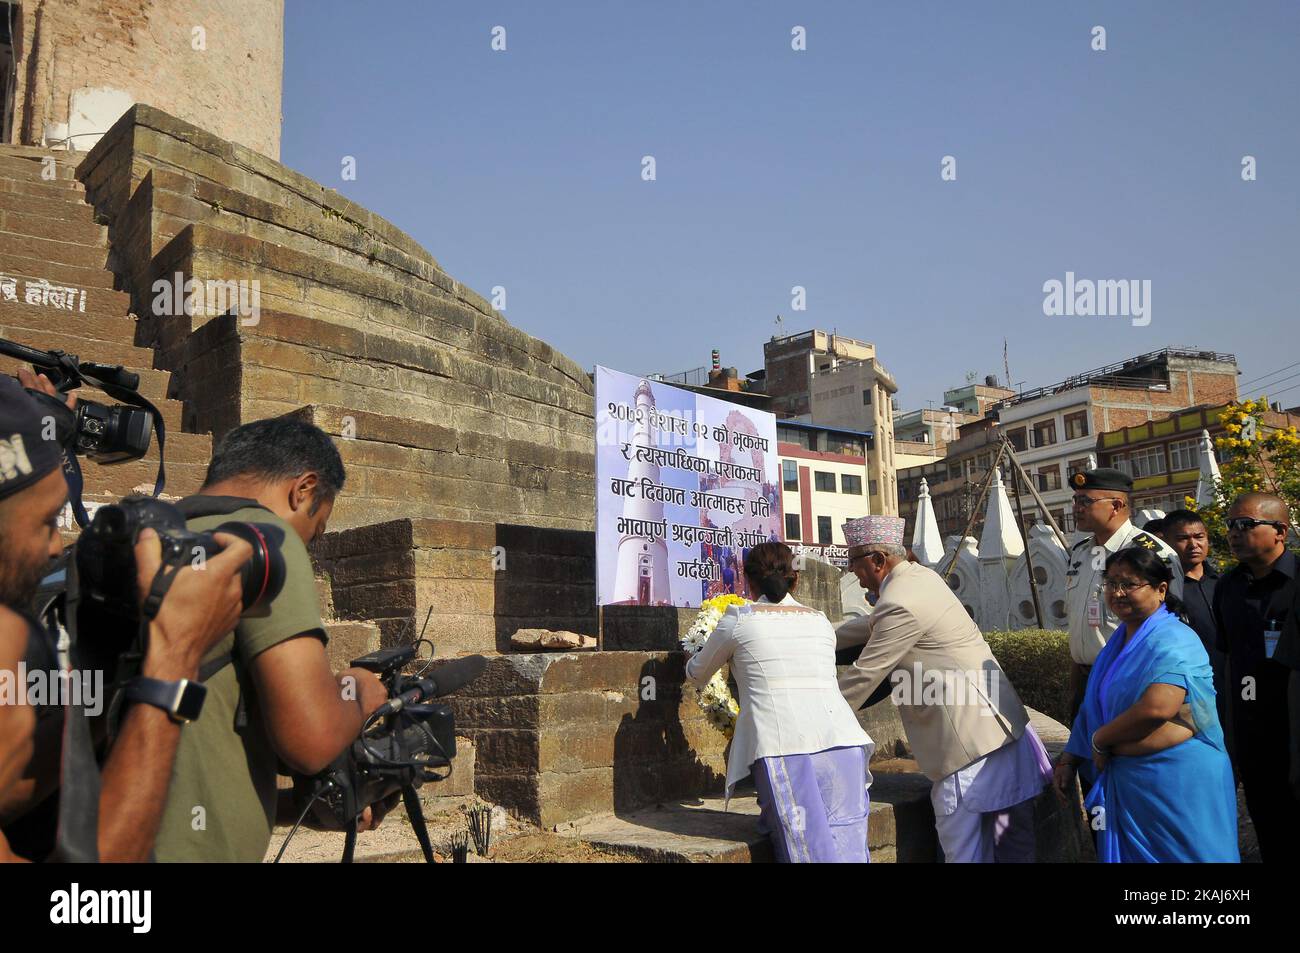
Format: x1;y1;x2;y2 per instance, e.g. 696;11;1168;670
679;595;747;737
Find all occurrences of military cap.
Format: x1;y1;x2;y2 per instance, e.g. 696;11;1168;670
1069;467;1133;493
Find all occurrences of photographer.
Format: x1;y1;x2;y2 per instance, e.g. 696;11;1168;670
0;372;254;862
150;417;389;862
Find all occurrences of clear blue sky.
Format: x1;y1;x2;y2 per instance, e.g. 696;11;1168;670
283;1;1300;412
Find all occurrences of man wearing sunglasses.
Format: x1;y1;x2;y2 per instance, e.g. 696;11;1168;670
1212;492;1298;861
1063;468;1183;721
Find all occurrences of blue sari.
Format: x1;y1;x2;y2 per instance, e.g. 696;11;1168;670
1066;605;1238;862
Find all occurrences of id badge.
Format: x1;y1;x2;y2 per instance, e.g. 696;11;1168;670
1265;627;1281;659
1086;591;1102;627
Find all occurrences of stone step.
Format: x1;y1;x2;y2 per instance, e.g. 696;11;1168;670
0;208;105;245
0;190;100;224
552;768;938;863
0;229;108;270
0;175;86;202
0;321;158;375
0;297;141;342
0;153;82;182
0;250;119;289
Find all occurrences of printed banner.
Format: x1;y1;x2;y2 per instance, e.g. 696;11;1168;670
595;366;783;607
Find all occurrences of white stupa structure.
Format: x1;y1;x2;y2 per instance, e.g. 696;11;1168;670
612;379;671;604
979;467;1025;561
1194;429;1221;507
911;477;945;567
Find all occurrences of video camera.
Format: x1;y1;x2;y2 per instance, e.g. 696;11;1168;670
0;337;161;522
288;646;487;863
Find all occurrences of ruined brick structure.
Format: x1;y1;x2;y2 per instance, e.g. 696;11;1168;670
4;0;284;158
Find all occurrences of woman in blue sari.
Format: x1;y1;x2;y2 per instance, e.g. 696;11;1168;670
1053;547;1238;862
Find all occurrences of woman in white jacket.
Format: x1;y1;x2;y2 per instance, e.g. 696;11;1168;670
686;542;875;862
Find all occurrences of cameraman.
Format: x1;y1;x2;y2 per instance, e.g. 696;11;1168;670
0;372;254;862
151;417;389;862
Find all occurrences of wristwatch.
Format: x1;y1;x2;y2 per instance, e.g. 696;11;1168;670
123;677;207;725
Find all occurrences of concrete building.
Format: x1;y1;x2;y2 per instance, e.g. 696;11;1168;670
1098;402;1300;515
897;347;1239;540
777;420;872;565
941;379;1017;415
0;0;284;157
762;329;876;418
897;417;1005;542
807;356;899;514
893;406;978;447
992;347;1238;531
758;328;900;514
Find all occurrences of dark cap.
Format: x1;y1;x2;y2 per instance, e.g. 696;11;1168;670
0;376;67;501
1070;467;1133;493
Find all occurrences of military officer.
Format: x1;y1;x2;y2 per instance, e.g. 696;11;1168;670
1064;467;1183;721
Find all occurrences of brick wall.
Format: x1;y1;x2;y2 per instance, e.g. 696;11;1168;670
10;0;283;158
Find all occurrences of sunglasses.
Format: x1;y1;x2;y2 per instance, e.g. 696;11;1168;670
1226;517;1288;533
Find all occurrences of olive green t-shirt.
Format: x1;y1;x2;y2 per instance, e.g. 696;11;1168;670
152;503;326;863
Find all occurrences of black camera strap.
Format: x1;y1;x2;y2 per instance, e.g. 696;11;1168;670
42;569;101;863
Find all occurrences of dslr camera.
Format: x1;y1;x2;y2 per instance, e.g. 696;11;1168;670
71;495;287;679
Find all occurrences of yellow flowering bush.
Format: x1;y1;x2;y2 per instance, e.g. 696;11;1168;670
1190;398;1300;565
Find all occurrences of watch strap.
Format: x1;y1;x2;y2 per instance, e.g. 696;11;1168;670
123;676;205;723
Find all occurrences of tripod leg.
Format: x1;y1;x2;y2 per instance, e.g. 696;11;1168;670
342;818;357;864
402;784;435;863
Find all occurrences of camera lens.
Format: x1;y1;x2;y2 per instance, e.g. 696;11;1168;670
212;521;287;611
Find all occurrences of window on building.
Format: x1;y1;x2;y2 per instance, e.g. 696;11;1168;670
1037;465;1062;491
817;516;832;544
782;459;799;491
862;389;872;406
841;473;863;495
1169;437;1199;472
814;471;836;492
1031;419;1057;448
785;513;801;540
1067;457;1091;478
869;479;879;497
1064;411;1090;441
1127;445;1167;479
1006;427;1027;452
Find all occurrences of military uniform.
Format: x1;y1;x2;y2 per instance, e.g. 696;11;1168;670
1063;468;1184;719
1065;519;1185;666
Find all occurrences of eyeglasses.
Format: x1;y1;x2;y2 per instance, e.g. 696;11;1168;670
1072;495;1120;508
1226;517;1287;533
1102;580;1152;595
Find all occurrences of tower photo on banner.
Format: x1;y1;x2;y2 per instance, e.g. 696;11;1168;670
595;366;783;607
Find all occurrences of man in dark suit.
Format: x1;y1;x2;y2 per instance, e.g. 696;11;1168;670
1213;492;1299;861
